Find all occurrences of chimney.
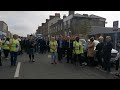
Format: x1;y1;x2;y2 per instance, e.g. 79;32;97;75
55;13;60;18
69;11;75;16
49;15;55;20
46;19;49;23
42;23;45;26
63;15;66;19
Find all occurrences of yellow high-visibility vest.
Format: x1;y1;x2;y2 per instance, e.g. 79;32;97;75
73;41;83;54
3;41;10;50
49;40;57;53
10;38;19;52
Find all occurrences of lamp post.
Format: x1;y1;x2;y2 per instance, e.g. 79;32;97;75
113;21;119;50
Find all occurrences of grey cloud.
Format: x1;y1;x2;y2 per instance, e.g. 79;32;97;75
0;11;120;37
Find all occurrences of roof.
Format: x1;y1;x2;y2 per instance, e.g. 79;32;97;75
63;14;106;22
89;26;120;35
74;14;106;20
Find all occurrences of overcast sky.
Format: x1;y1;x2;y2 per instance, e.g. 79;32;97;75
0;11;120;37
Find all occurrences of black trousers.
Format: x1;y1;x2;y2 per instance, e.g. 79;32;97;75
20;45;23;54
103;56;111;72
87;57;95;66
47;46;50;52
67;48;73;63
116;59;119;71
57;47;63;61
62;47;66;57
28;48;34;60
29;55;34;60
96;55;104;68
73;54;82;65
40;46;44;54
0;51;2;66
3;49;10;58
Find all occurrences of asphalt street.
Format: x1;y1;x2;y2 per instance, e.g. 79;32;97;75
0;52;117;79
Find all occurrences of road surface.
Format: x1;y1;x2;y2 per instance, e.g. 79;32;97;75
0;53;116;79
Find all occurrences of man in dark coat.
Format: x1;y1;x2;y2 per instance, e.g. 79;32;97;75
57;36;64;62
96;36;104;68
66;36;73;63
103;36;113;72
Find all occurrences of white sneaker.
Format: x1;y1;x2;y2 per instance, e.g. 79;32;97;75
110;71;118;75
32;60;35;62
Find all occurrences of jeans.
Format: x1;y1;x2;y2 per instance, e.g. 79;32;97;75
10;51;18;66
51;52;57;61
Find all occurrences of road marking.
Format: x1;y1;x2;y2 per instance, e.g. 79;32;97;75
14;62;21;79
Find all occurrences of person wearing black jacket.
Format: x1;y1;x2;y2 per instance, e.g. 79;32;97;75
103;36;113;72
57;36;63;62
62;37;67;57
96;36;104;68
27;35;35;62
47;40;50;52
66;36;73;63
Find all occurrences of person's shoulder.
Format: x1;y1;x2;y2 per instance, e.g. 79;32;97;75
73;41;76;43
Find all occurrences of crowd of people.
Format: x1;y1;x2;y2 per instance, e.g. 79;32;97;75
0;34;120;77
49;35;120;74
0;34;20;66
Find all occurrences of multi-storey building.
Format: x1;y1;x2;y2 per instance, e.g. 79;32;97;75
48;13;61;38
63;11;106;36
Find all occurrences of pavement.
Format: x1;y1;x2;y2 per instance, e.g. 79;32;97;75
0;52;118;79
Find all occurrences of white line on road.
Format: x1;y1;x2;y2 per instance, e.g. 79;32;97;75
14;62;21;79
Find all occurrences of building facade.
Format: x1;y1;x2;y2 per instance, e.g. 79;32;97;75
63;13;106;37
49;11;106;38
50;19;64;38
48;13;61;38
36;11;106;40
0;21;8;38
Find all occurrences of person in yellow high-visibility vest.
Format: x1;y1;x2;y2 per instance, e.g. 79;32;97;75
49;36;58;64
0;39;2;66
73;36;84;66
9;34;20;66
3;38;10;60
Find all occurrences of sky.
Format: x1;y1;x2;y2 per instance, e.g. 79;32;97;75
0;11;120;37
